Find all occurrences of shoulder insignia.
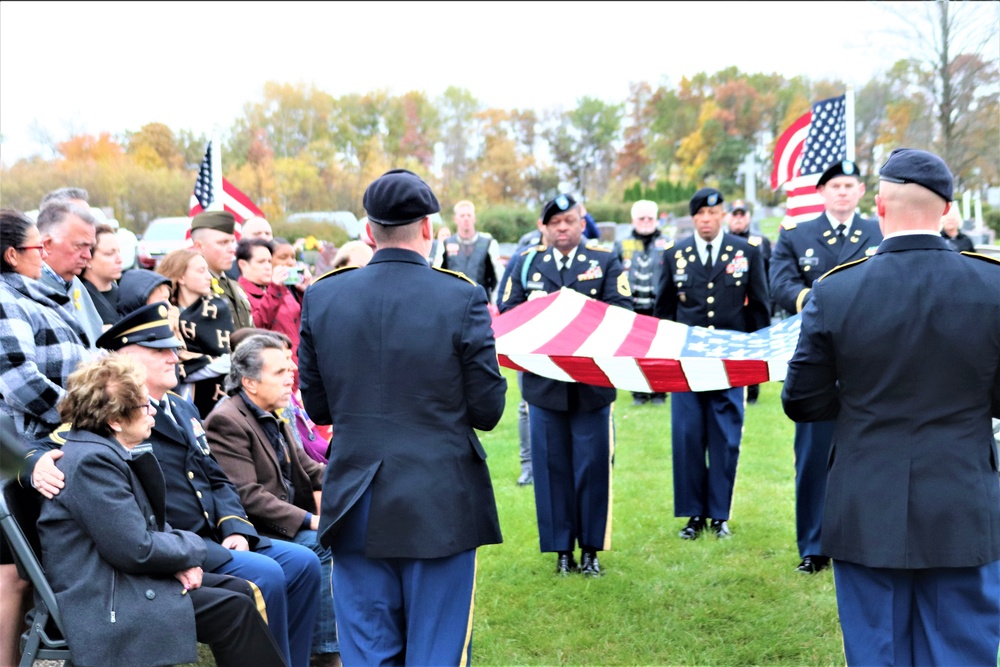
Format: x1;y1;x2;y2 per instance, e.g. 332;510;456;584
433;267;476;285
748;236;761;247
49;422;72;445
960;251;1000;266
520;244;546;256
585;243;612;252
780;220;797;231
664;241;675;250
817;256;870;282
314;265;359;283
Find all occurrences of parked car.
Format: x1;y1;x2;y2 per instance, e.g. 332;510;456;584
286;211;362;239
136;216;191;269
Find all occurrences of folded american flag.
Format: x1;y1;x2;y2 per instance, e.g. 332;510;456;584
493;288;801;393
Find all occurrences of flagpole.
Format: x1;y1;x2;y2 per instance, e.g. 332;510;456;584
210;128;224;212
845;87;855;162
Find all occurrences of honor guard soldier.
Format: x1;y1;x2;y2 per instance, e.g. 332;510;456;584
95;304;322;667
499;194;633;576
654;188;770;541
782;148;1000;665
769;160;883;574
190;210;254;331
298;169;506;666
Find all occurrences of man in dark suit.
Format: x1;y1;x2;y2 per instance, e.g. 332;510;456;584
769;160;883;574
782;148;1000;665
95;304;322;667
654;188;770;541
298;169;507;666
499;194;632;577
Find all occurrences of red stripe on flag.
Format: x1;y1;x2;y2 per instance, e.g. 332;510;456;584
491;292;559;337
222;178;265;220
548;356;611;387
786;204;826;218
770;110;811;190
723;360;770;387
636;359;692;392
614;311;658;357
533;299;609;355
497;354;528;373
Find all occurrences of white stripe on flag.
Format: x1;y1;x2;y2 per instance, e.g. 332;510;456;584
777;124;809;184
594;357;651;392
574;304;635;356
767;359;788;382
505;354;575;383
223;193;258;221
681;358;731;392
647;320;689;359
495;289;587;354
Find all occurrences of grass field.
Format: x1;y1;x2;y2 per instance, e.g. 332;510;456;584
469;369;844;666
191;369;845;667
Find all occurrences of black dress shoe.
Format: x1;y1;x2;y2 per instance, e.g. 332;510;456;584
710;519;732;538
580;551;603;577
556;552;578;575
678;516;706;540
795;555;830;574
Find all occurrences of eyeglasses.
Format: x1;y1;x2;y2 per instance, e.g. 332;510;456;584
15;245;45;252
131;402;157;415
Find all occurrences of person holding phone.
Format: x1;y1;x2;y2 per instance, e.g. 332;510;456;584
235;239;304;390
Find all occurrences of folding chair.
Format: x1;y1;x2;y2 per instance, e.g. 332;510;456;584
0;478;74;666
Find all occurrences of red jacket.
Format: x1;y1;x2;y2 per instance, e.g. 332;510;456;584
238;276;302;387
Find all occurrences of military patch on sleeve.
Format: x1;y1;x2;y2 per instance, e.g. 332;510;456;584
617;272;632;297
314;265;360;283
502;276;513;302
817;256;870;282
433;267;476;285
960;251;1000;266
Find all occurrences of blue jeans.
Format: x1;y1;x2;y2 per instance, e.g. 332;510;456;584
289;529;338;655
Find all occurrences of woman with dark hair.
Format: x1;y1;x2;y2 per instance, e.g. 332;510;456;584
80;223;122;326
157;248;234;418
36;353;284;667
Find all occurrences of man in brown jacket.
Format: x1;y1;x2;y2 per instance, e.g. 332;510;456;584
205;333;338;666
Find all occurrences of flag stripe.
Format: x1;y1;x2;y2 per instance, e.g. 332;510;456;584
771;111;812;190
189;143;265;223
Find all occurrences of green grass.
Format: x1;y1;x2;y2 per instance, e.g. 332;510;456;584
197;370;845;666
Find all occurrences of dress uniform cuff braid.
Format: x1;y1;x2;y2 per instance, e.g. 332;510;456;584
796;288;811;313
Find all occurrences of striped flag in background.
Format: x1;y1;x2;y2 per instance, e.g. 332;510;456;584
771;95;848;225
492;288;801;393
188;141;265;223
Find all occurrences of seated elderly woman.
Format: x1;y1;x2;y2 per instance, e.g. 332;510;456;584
36;353;285;667
204;334;339;666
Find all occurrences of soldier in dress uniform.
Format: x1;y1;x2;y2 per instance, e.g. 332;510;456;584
499;194;633;576
190;210;254;331
654;188;770;541
769;160;883;574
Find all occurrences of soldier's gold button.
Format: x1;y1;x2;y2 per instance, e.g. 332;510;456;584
187;471;195;479
707;282;714;289
708;311;715;318
707;296;715;304
196;491;203;499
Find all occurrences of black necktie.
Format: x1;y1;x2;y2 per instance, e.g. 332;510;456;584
559;257;569;284
158;398;176;426
705;244;714;272
836;224;847;241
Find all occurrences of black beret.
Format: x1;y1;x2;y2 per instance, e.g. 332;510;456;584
541;194;578;225
878;148;953;203
689;188;724;216
729;199;750;213
817;160;861;187
96;303;183;351
363;169;440;226
190;210;236;234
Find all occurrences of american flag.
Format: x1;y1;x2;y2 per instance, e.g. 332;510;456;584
770;95;848;224
493;288;801;393
188;142;265;223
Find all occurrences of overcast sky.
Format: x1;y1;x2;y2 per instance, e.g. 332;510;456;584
1;1;993;165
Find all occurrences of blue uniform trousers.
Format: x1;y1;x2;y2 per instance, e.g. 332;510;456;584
670;388;744;520
289;529;338;655
529;403;613;552
833;559;1000;666
330;488;478;666
214;540;322;667
793;419;834;558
